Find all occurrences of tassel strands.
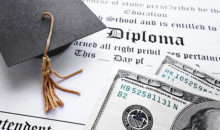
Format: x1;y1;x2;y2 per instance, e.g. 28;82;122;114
41;12;82;112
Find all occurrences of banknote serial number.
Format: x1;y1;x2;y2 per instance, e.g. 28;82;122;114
117;84;179;110
162;69;219;96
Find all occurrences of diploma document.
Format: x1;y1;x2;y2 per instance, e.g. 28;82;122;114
1;0;220;129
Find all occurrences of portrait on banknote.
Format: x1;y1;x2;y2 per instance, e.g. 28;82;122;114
171;101;220;130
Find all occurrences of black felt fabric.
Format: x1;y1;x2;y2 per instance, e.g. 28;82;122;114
0;0;106;66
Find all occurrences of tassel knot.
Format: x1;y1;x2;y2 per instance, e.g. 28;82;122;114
41;56;51;76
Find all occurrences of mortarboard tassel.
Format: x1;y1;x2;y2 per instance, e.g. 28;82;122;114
41;12;83;112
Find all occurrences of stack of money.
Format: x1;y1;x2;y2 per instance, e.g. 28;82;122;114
84;55;220;130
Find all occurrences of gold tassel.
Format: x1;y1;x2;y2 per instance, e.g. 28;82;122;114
41;12;82;112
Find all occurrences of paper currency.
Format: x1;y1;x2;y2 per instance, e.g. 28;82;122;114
154;55;220;99
84;70;220;130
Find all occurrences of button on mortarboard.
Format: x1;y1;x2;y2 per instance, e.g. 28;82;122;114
0;0;106;66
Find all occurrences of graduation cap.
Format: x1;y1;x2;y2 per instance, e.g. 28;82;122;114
0;0;106;112
0;0;106;66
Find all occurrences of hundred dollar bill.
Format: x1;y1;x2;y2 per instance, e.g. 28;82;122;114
84;70;220;130
154;55;220;99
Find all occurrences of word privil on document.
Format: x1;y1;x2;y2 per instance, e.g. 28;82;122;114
107;27;184;46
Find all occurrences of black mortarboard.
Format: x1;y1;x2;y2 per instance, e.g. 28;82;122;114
0;0;106;66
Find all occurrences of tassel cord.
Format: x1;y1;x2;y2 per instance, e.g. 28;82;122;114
41;12;82;112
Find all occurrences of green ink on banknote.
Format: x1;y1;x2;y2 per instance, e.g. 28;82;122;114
117;91;128;99
120;83;179;110
120;84;131;91
162;67;214;95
